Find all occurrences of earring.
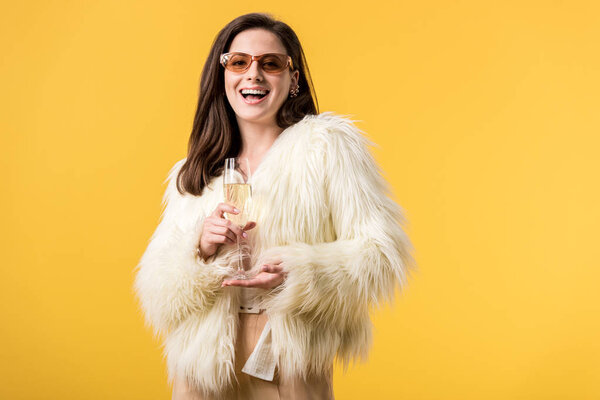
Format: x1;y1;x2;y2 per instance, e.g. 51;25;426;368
289;84;299;98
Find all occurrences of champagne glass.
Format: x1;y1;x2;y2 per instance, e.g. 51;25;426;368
223;157;252;280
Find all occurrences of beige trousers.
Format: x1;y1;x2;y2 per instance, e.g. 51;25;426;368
172;310;334;400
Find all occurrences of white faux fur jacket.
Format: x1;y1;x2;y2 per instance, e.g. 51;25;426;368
133;111;415;395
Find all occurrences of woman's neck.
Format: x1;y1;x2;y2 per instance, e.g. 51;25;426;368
236;118;283;174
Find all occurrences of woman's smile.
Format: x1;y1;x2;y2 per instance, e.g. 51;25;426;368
240;88;271;104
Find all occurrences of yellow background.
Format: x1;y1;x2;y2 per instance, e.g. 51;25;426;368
1;1;599;399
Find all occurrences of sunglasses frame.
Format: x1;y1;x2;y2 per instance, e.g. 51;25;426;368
220;52;294;74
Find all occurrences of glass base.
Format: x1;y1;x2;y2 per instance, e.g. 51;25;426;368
231;270;248;280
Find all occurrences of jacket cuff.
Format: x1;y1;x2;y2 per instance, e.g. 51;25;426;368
255;240;368;325
255;233;410;326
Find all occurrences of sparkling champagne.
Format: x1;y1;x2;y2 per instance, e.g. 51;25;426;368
224;183;252;227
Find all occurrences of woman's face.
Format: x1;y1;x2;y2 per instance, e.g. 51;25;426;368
224;28;299;126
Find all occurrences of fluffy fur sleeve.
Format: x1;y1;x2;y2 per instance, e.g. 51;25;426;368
258;116;416;327
133;159;233;338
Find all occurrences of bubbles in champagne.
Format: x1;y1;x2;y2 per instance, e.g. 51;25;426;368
224;183;252;227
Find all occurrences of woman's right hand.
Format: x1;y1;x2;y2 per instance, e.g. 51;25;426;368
198;202;256;260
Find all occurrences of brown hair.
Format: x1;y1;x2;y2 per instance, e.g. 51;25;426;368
176;12;319;196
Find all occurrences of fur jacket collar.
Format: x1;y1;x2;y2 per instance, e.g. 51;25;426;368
133;111;415;395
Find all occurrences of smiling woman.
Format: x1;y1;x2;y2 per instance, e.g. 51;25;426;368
133;12;414;400
223;40;297;114
222;52;294;88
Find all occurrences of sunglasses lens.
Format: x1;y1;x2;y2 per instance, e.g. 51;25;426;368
222;53;289;73
225;53;251;72
260;54;287;72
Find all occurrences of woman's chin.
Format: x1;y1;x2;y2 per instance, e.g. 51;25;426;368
234;109;276;124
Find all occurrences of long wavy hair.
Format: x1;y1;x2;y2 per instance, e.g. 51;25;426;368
176;12;319;196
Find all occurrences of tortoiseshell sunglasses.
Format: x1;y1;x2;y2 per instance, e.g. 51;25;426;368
220;52;294;74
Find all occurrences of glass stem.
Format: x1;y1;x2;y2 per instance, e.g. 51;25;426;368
237;232;243;273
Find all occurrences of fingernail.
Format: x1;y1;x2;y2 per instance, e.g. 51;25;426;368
242;232;248;238
234;208;240;213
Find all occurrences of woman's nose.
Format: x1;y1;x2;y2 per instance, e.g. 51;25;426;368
245;59;264;81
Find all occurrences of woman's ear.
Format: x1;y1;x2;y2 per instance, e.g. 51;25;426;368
291;70;299;87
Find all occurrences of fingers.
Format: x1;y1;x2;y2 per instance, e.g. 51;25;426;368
222;266;286;289
260;264;284;274
208;232;235;245
222;278;258;288
208;221;240;242
211;202;240;218
204;217;254;244
243;221;257;231
212;218;245;238
200;202;257;257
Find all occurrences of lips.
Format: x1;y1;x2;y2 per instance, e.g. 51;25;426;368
239;90;270;105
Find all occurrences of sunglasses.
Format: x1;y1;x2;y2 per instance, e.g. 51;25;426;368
220;52;294;74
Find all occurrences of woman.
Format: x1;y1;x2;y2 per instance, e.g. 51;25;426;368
134;12;415;400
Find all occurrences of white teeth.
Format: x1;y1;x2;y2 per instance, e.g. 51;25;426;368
241;89;268;95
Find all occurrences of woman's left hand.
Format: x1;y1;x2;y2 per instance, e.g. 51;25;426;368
222;262;287;289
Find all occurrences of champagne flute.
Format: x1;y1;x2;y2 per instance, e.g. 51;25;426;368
223;157;252;280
